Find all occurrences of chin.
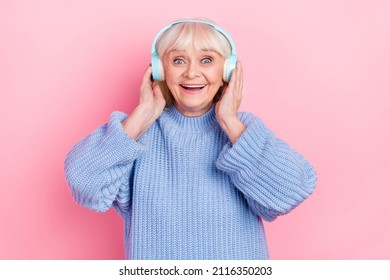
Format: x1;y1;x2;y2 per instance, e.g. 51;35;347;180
175;101;214;117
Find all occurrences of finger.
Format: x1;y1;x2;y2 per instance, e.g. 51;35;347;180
227;66;240;104
152;83;163;97
235;61;243;103
236;61;243;93
226;67;237;95
152;84;166;110
141;66;153;87
139;66;154;102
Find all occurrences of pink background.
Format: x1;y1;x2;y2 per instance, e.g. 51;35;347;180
1;0;389;259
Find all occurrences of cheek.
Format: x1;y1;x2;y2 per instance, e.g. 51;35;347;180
208;71;223;86
162;59;175;80
164;66;182;84
209;64;224;82
164;69;177;87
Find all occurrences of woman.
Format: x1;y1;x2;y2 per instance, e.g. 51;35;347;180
65;19;317;260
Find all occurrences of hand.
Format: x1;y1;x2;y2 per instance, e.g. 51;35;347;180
138;66;166;119
215;61;246;144
122;66;166;140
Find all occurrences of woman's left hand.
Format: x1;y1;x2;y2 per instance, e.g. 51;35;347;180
216;61;247;144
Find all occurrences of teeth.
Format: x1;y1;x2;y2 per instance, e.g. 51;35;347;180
182;85;205;89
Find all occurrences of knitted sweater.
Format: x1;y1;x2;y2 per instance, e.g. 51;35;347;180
64;105;317;260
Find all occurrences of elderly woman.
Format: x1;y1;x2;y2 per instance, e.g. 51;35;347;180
65;19;317;260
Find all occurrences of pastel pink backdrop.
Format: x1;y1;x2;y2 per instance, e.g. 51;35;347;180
1;0;389;259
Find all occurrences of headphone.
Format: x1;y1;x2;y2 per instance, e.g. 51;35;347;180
151;19;237;82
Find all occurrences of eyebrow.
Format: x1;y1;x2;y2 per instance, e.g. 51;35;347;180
200;48;218;53
168;49;220;55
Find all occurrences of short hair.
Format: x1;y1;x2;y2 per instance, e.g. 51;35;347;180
155;20;232;107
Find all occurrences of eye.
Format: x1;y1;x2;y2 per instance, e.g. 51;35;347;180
201;57;212;64
173;58;185;65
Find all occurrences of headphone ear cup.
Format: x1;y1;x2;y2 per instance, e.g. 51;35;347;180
152;54;165;81
158;59;164;81
223;55;237;82
223;59;229;83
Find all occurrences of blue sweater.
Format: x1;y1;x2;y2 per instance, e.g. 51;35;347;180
65;105;317;260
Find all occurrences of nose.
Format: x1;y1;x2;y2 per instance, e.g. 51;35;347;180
183;61;201;79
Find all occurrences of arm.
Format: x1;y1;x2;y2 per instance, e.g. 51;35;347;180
64;66;165;216
64;111;146;216
215;61;316;221
216;113;317;222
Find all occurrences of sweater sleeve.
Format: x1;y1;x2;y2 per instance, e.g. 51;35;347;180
64;111;147;216
216;113;317;222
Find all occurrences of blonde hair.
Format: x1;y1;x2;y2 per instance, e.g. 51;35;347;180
155;20;232;107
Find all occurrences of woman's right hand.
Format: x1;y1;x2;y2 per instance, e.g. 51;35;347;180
122;66;166;140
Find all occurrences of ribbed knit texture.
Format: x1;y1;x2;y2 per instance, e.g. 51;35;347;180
64;105;317;260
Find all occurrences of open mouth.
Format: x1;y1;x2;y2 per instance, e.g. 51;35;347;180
180;84;206;91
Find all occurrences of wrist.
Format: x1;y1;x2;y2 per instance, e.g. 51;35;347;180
122;104;155;140
217;114;246;144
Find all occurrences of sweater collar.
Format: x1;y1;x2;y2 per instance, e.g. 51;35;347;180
161;104;218;132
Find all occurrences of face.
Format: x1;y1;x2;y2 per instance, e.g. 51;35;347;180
163;46;225;117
